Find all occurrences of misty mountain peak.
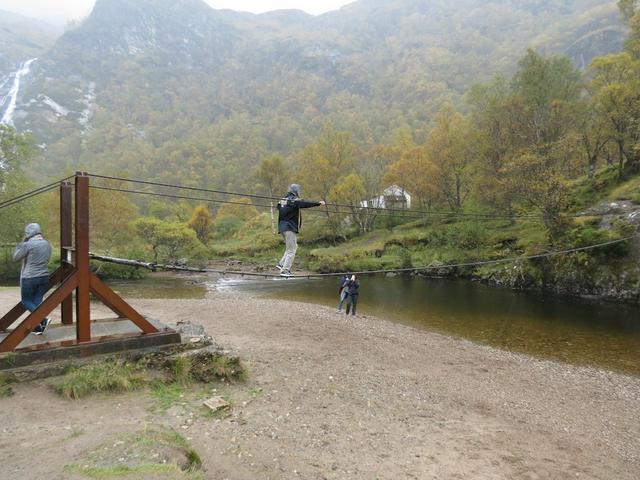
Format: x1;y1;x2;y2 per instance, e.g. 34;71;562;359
54;0;233;64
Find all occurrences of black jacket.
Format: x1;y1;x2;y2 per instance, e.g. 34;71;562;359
277;192;321;233
347;279;360;297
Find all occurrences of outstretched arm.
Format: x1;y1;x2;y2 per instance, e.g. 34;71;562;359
296;199;326;209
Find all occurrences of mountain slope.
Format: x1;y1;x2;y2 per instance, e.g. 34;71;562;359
4;0;628;188
0;9;61;75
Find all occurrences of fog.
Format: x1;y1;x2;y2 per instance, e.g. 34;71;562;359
0;0;355;25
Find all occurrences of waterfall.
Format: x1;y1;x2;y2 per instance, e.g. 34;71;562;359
0;58;37;126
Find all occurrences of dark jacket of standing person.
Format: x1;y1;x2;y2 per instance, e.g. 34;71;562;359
277;184;322;233
347;277;360;297
345;275;360;316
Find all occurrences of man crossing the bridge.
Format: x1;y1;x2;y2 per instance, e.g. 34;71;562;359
276;184;325;277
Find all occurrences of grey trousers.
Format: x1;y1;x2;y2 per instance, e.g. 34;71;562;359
279;231;298;271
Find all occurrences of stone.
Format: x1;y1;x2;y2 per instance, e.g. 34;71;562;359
203;396;230;412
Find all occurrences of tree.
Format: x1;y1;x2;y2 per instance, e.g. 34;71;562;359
425;106;475;211
255;155;286;198
187;205;212;244
590;52;640;176
214;197;258;221
255;155;287;234
327;173;369;234
211;198;259;239
500;151;571;237
575;100;610;178
0;125;35;175
89;187;139;253
618;0;640;56
618;0;638;22
134;217;204;263
298;125;356;204
511;50;582;151
133;217;164;262
154;222;203;262
384;145;439;216
0;126;37;244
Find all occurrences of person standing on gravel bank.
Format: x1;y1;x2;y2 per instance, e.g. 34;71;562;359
337;274;350;313
276;184;325;277
345;274;360;316
13;223;52;335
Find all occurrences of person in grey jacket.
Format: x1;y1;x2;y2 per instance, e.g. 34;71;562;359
13;223;52;335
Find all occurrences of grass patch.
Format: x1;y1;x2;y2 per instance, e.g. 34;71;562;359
160;351;248;384
150;381;186;412
65;463;195;479
168;356;193;384
55;360;146;400
0;352;18;369
188;352;247;383
608;175;640;203
65;425;203;479
53;352;247;401
0;372;14;397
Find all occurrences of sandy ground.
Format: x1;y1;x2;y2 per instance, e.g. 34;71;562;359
0;286;639;480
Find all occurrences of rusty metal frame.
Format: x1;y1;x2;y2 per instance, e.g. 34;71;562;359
0;172;160;353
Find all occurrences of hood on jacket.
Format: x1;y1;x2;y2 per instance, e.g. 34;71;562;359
24;223;42;239
288;184;301;197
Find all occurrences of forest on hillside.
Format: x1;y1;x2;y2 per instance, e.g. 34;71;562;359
0;0;639;301
13;0;625;192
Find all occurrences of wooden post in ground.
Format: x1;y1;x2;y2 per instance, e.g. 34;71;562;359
75;173;91;342
60;181;73;325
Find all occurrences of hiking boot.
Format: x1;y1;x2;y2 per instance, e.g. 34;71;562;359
33;318;51;335
279;269;293;278
40;317;51;334
275;263;283;272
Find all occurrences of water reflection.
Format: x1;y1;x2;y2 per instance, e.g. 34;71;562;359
218;275;640;376
107;274;207;299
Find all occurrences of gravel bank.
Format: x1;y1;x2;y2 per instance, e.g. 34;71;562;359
0;288;638;479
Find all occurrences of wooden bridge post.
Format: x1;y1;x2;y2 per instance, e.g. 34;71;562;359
75;172;91;342
60;181;73;325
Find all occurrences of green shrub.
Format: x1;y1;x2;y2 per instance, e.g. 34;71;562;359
213;215;244;239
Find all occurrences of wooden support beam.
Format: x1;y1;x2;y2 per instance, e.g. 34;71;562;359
0;267;64;331
0;272;78;353
75;173;91;342
90;273;159;334
60;182;73;325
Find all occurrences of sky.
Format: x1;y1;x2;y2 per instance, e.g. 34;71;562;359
0;0;355;25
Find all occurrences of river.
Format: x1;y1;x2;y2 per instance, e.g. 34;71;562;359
110;273;640;376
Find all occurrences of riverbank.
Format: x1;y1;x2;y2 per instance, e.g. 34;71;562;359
0;287;638;479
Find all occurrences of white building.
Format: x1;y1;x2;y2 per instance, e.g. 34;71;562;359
361;185;411;210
